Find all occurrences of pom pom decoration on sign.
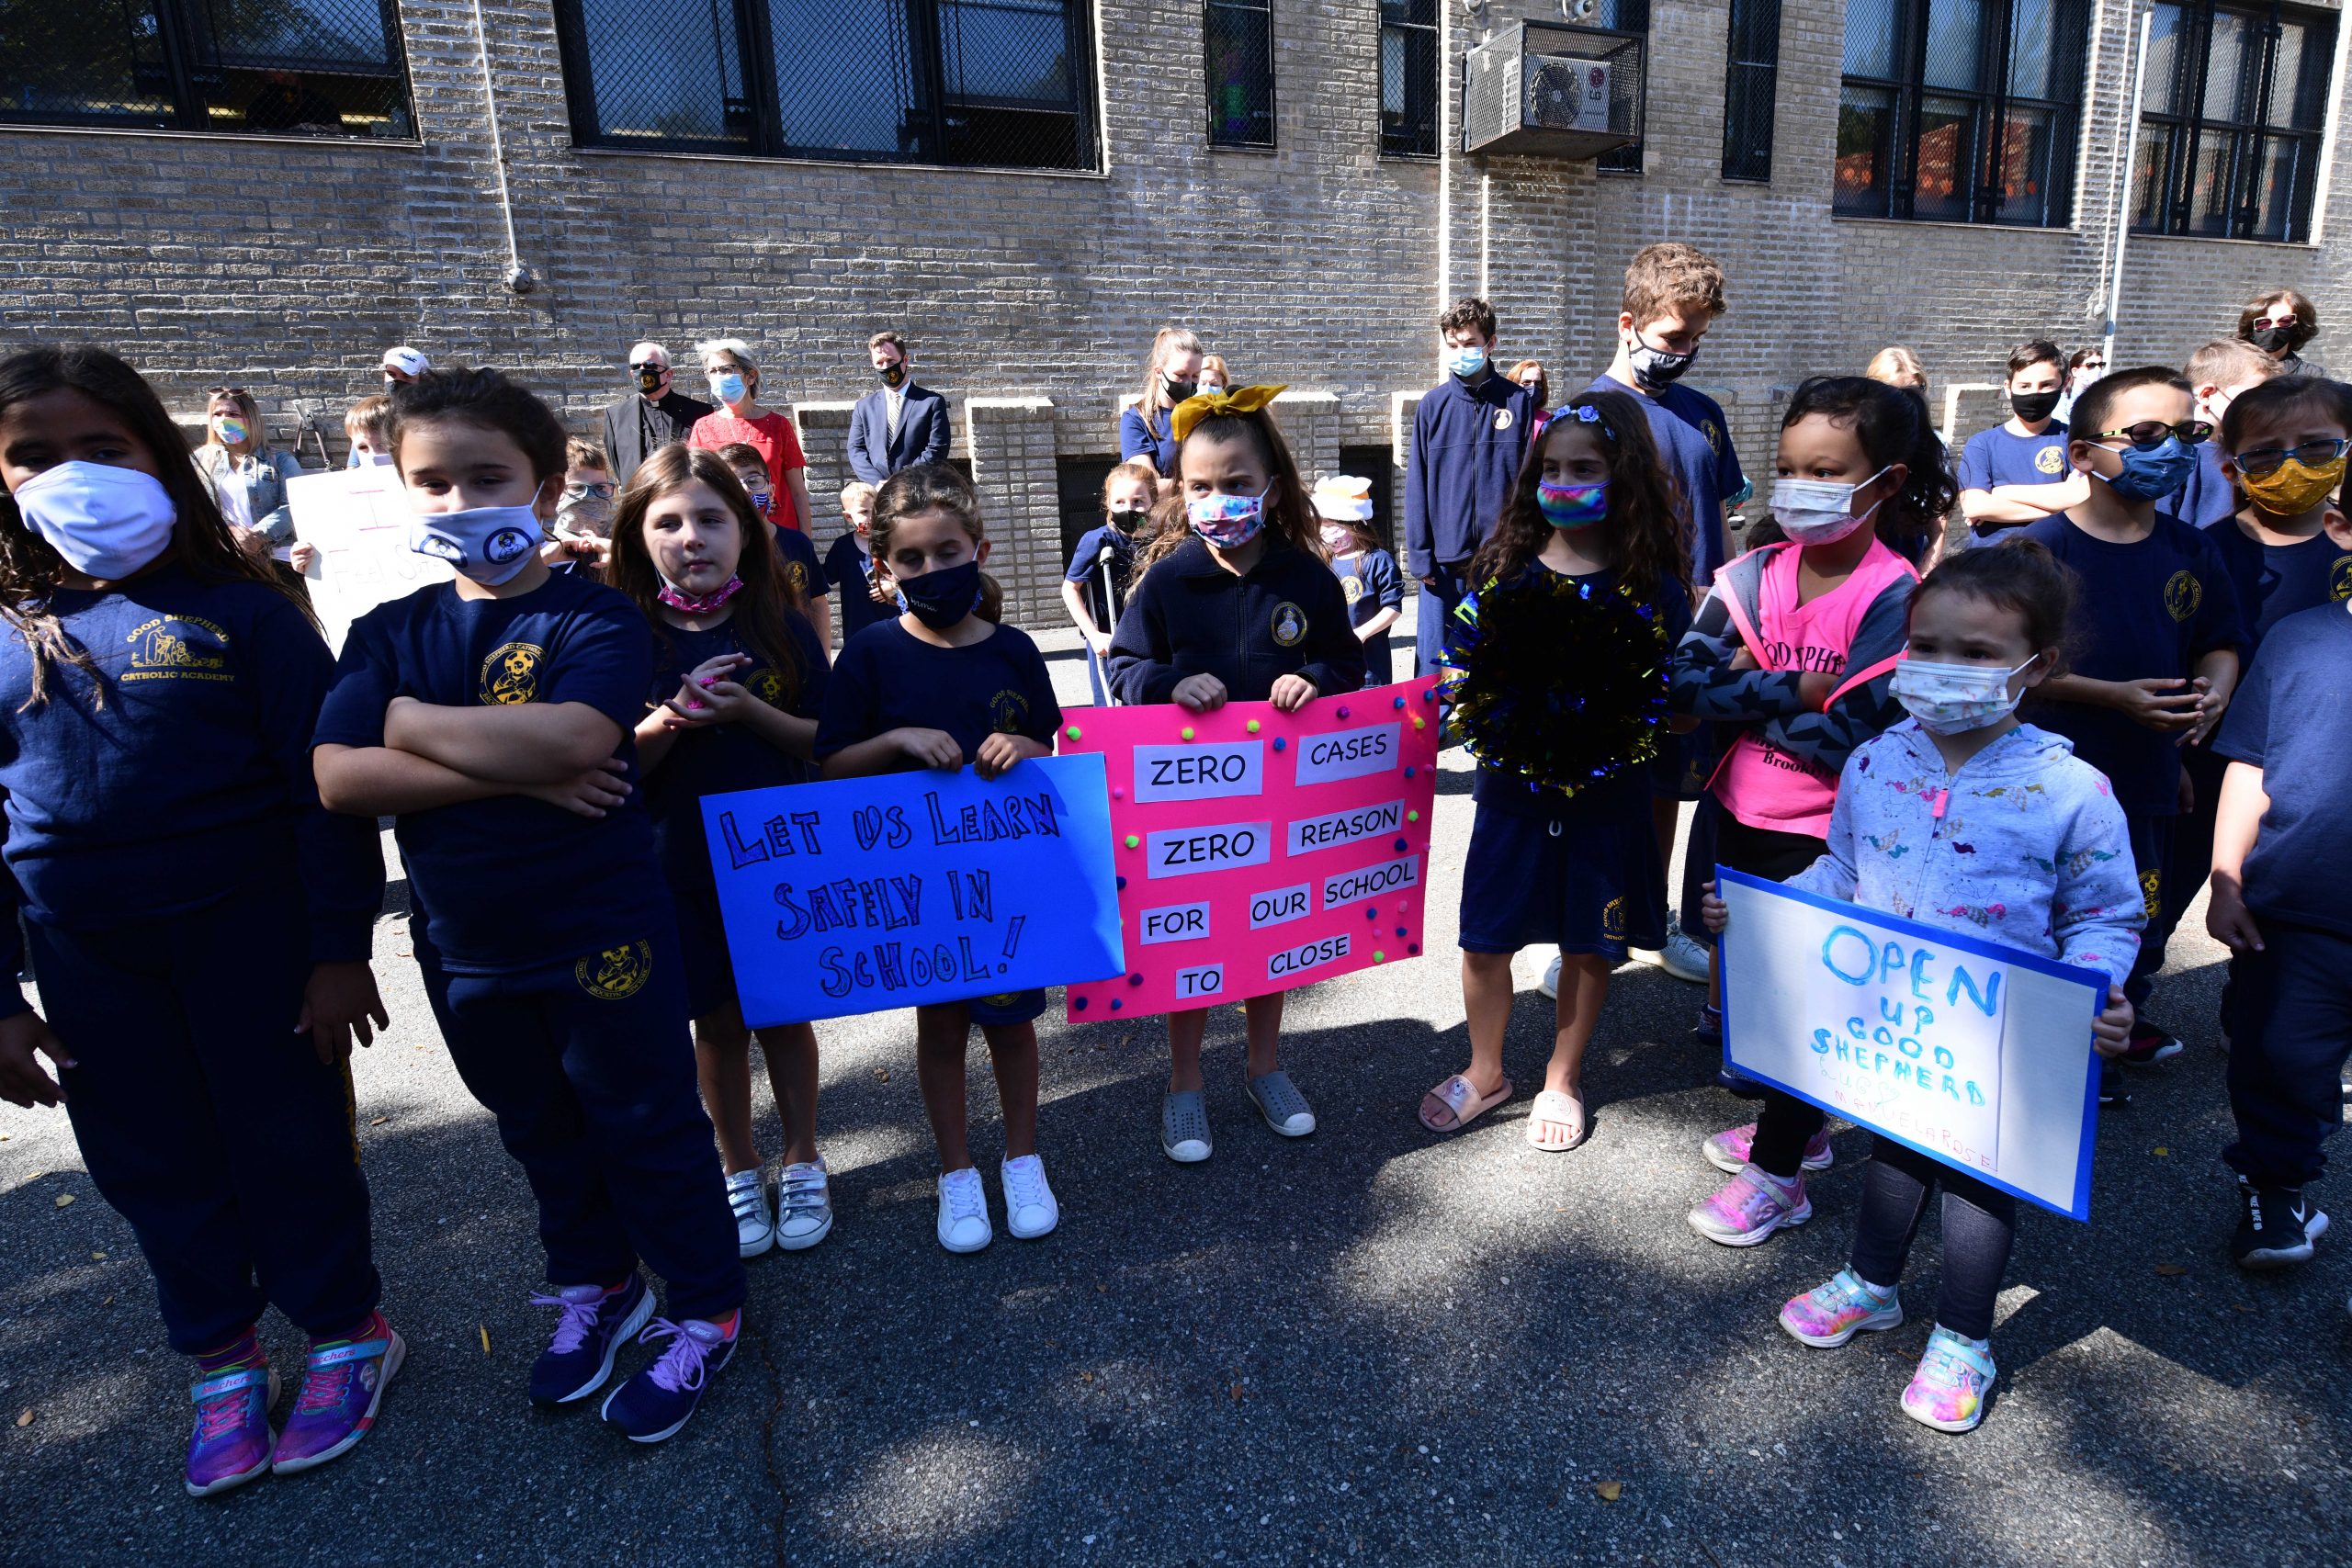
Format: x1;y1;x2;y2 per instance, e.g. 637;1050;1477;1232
1060;678;1442;1021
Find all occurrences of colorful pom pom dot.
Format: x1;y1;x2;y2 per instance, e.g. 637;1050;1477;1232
1111;787;1124;800
1403;765;1415;778
1180;726;1195;741
1412;716;1426;730
1407;810;1420;822
1365;906;1377;920
1110;998;1123;1011
1128;972;1144;987
1392;837;1408;852
1064;725;1081;740
1372;950;1386;964
1115;875;1127;890
1396;926;1407;937
1422;687;1437;702
1073;996;1090;1011
1408;942;1421;955
1246;719;1261;734
1124;834;1140;850
1272;737;1287;752
1337;706;1350;719
1393;695;1406;709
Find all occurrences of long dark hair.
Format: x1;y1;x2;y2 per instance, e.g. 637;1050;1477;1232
871;461;1006;623
607;445;809;704
1778;375;1955;547
0;344;299;708
1470;389;1690;603
1133;402;1323;580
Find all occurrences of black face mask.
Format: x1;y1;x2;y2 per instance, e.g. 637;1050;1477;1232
1163;376;1198;403
1108;506;1148;532
878;362;907;388
2009;389;2063;423
635;367;666;394
892;558;983;629
2250;324;2293;354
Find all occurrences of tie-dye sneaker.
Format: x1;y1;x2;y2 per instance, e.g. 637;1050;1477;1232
1779;1269;1905;1348
271;1311;404;1474
1902;1326;1996;1433
1702;1121;1835;1176
186;1357;278;1497
1686;1166;1812;1247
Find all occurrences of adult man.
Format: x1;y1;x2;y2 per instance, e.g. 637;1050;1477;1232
847;331;950;485
379;345;429;388
600;341;713;483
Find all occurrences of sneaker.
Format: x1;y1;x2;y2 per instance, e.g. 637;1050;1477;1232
726;1167;775;1258
271;1312;403;1475
1779;1269;1904;1348
601;1315;738;1444
1687;1166;1812;1247
529;1275;654;1406
1703;1121;1833;1176
936;1167;992;1253
1658;926;1712;985
2232;1180;2331;1270
1539;953;1561;999
1901;1326;1996;1433
1161;1089;1212;1163
2120;1021;2183;1066
774;1159;833;1251
185;1354;278;1497
1001;1154;1059;1240
2098;1064;2132;1108
1246;1070;1317;1137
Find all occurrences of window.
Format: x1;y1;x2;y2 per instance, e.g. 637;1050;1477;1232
1206;0;1273;147
1836;0;2091;225
2132;2;2335;243
553;0;1100;171
1591;0;1648;172
1379;0;1437;156
1722;0;1781;180
0;0;413;138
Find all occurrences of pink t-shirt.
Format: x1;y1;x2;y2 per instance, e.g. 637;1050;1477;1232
1711;538;1917;836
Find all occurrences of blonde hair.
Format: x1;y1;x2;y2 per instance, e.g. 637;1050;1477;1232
1139;326;1208;417
840;480;878;509
1866;345;1925;388
2186;337;2281;394
202;387;264;451
1200;354;1230;388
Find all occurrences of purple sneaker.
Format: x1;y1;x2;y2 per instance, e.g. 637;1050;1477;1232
602;1315;739;1443
530;1275;654;1406
186;1359;278;1497
1686;1166;1813;1247
271;1312;403;1475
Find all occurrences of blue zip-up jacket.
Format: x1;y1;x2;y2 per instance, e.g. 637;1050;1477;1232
1404;373;1539;576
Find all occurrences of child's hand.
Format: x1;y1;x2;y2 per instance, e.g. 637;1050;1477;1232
2110;677;2200;732
1171;673;1227;712
567;535;614;570
297;960;390;1066
519;758;632;818
1727;645;1760;672
2206;880;2265;954
2090;986;2135;1058
2182;676;2228;748
1794;670;1838;710
893;728;966;772
0;1010;74;1109
1269;673;1319;713
1086;630;1114;659
975;732;1044;781
1699;879;1729;935
290;541;318;574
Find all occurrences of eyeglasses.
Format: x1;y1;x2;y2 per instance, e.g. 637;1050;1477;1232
563;481;617;501
2253;314;2299;333
628;363;666;374
2092;418;2212;449
2231;436;2352;476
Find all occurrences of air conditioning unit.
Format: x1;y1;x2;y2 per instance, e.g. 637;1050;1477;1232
1462;20;1643;160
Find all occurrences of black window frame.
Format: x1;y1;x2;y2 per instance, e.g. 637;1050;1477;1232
551;0;1102;173
1722;0;1782;181
1205;0;1276;149
1835;0;2092;227
1378;0;1438;158
1593;0;1649;173
2132;0;2335;243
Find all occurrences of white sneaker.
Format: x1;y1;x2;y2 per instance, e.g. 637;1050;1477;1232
1000;1154;1059;1240
1659;928;1711;985
936;1168;992;1253
726;1168;775;1258
1539;953;1562;999
775;1158;833;1250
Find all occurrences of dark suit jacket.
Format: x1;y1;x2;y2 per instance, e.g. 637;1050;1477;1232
602;389;714;482
847;381;950;484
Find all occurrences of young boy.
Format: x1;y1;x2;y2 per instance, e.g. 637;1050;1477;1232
718;440;832;651
1957;340;2082;538
2206;598;2352;1270
545;436;616;576
826;479;893;647
312;367;746;1444
2177;338;2286;530
2020;367;2247;1095
344;394;393;467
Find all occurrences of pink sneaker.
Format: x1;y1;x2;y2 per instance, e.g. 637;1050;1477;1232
1779;1269;1905;1347
1687;1166;1812;1247
185;1358;278;1497
1902;1326;1996;1432
1702;1121;1834;1176
271;1311;403;1475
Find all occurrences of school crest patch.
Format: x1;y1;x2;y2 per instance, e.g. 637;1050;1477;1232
2034;444;2066;475
1600;897;1627;942
2138;867;2163;921
575;940;653;1001
747;664;786;705
480;640;546;705
1493;408;1514;432
989;687;1031;735
1270;602;1307;648
1702;418;1724;454
1340;574;1364;605
2330;555;2352;602
2162;570;2202;623
787;561;809;593
122;615;232;683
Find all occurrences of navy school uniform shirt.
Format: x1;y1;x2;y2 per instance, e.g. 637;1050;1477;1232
772;523;827;618
1107;534;1367;705
1958;422;2071;537
313;570;670;975
1589;375;1735;587
0;569;382;1003
2019;511;2247;817
1119;404;1178;478
1653;378;1746;584
2207;515;2352;647
824;531;892;642
1332;546;1405;684
1064;523;1138;630
1405;372;1540;575
813;618;1061;764
2212;602;2352;938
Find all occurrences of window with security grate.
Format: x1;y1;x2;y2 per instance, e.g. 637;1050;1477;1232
1206;0;1274;148
1721;0;1781;181
2130;0;2335;243
1378;0;1436;157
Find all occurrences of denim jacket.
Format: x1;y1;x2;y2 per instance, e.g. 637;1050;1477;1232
193;444;305;545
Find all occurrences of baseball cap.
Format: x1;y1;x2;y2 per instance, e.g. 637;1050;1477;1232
381;345;430;378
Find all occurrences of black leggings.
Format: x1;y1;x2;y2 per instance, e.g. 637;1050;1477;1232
1848;1137;2018;1342
1748;1089;1826;1179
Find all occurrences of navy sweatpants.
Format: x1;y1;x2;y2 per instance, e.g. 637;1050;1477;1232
417;928;743;1321
2120;812;2175;1015
35;879;379;1354
2222;920;2352;1190
1413;561;1469;679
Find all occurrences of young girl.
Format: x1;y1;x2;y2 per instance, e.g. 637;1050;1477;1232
1312;475;1405;685
1119;326;1208;479
1106;386;1366;1162
612;446;834;1258
1671;376;1948;1246
1061;458;1157;705
0;345;395;1495
716;439;833;649
687;336;812;533
813;462;1065;1254
312;367;746;1445
1417;394;1694;1148
826;479;893;646
1702;545;2140;1431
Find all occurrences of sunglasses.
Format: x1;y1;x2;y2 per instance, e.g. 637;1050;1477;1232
629;362;666;374
2253;314;2299;332
2091;418;2212;449
2231;436;2352;477
205;385;247;398
563;481;617;501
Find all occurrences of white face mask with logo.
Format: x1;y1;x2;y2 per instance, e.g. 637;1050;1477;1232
407;503;542;586
1769;467;1890;546
1890;655;2038;735
10;460;178;580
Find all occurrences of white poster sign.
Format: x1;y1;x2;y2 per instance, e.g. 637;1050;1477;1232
288;466;447;651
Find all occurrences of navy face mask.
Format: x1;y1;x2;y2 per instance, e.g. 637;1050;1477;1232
893;558;983;628
2095;435;2198;502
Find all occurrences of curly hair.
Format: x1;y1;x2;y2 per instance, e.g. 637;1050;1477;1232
1468;389;1690;604
1778;376;1957;547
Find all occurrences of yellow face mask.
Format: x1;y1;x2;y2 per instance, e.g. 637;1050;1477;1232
2239;454;2346;516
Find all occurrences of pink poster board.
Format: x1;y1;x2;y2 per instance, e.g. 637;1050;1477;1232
1058;677;1442;1021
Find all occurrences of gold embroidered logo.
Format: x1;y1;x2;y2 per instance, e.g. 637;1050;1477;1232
2138;868;2163;921
480;640;545;705
122;615;232;682
1270;602;1307;648
1601;897;1627;942
2034;445;2065;475
2330;555;2352;602
575;940;652;1001
1340;574;1364;605
988;687;1030;735
2162;570;2202;624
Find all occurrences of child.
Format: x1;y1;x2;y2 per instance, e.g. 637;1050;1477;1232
2176;338;2283;531
545;436;616;576
612;446;835;1258
687;337;811;532
826;479;892;645
1417;393;1695;1148
312;367;746;1444
718;439;832;650
1198;354;1232;397
1121;326;1207;478
2020;367;2245;1085
1702;544;2141;1432
1955;339;2081;539
1107;386;1366;1161
813;462;1064;1253
1406;298;1539;677
1313;474;1404;685
0;344;396;1495
1061;458;1157;705
1673;376;1946;1244
344;393;393;467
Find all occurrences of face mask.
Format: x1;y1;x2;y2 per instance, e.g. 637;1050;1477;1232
1318;521;1357;552
635;366;667;394
407;502;542;586
1199;381;1227;396
657;575;743;615
878;363;907;389
1187;487;1268;549
2093;435;2198;502
710;371;748;405
555;493;614;537
1770;468;1888;546
10;460;178;581
2251;324;2293;354
1536;478;1609;529
1163;375;1198;403
1446;346;1487;379
2239;455;2347;517
1108;505;1148;533
1892;656;2036;735
1626;335;1693;391
745;489;774;517
892;558;984;629
2009;389;2063;423
213;416;249;446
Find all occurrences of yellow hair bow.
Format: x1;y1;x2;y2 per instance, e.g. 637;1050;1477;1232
1170;383;1288;443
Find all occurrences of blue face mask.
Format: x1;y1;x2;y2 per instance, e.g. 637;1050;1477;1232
407;502;541;586
893;558;984;629
2096;435;2198;502
709;371;748;405
1446;346;1487;379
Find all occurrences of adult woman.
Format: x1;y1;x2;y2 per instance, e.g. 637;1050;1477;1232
1119;327;1206;478
1510;358;1550;409
2239;289;2324;377
192;386;306;578
1198;354;1232;397
686;337;812;533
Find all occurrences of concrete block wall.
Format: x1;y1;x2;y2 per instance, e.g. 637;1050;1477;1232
964;399;1065;629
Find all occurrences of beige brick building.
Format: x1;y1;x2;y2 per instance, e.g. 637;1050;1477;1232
4;0;2344;618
